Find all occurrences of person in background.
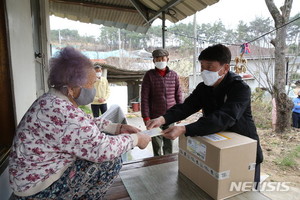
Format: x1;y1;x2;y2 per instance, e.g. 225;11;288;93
146;44;263;187
9;46;151;200
141;48;182;156
292;90;300;128
91;64;110;117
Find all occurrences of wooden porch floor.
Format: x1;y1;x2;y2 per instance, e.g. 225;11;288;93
104;154;178;200
104;154;271;200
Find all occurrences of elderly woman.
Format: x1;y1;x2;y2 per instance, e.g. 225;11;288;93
9;46;151;200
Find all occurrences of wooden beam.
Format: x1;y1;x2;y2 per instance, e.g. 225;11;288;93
122;153;178;171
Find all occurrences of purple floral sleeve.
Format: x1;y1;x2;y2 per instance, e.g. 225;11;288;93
9;93;134;194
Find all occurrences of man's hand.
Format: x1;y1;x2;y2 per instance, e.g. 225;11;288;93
162;126;186;140
146;116;165;130
120;124;141;134
136;133;151;149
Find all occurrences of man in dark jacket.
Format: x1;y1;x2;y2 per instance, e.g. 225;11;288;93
141;48;182;156
147;44;263;184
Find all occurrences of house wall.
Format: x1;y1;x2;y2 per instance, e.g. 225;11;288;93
246;59;275;89
288;56;300;79
1;1;50;199
6;0;37;123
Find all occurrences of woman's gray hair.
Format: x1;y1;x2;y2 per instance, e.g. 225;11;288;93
48;46;93;91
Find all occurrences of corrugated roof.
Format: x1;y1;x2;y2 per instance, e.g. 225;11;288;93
97;63;147;82
51;46;152;59
49;0;220;33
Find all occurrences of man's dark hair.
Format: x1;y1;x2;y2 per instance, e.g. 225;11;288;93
198;44;231;65
94;64;101;69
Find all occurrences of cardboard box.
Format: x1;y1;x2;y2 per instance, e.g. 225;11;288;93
178;132;257;200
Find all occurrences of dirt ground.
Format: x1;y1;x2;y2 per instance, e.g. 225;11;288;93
259;128;300;188
179;112;300;189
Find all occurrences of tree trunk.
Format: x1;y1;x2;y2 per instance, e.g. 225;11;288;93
274;92;294;132
265;0;293;133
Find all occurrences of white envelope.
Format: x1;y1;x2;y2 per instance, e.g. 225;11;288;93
141;127;162;137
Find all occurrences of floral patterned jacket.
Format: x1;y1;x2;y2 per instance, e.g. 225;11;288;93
9;89;136;196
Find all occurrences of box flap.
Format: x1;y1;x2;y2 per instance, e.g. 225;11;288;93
201;132;257;149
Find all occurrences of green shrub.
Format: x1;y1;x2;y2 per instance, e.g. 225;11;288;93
79;105;93;115
251;88;272;129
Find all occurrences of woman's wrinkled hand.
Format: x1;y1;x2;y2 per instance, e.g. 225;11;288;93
136;133;151;149
119;124;141;134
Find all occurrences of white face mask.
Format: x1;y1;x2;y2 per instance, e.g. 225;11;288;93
155;61;167;69
96;72;102;78
201;67;223;86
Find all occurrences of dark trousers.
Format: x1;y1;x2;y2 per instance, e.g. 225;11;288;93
151;135;173;156
151;124;173;156
292;112;300;128
254;163;261;190
91;104;107;118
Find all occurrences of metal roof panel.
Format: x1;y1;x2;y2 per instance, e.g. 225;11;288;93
49;0;220;33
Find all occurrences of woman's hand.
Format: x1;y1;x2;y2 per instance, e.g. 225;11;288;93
136;133;151;149
119;124;141;134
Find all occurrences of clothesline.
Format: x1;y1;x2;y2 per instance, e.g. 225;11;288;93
167;16;300;47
